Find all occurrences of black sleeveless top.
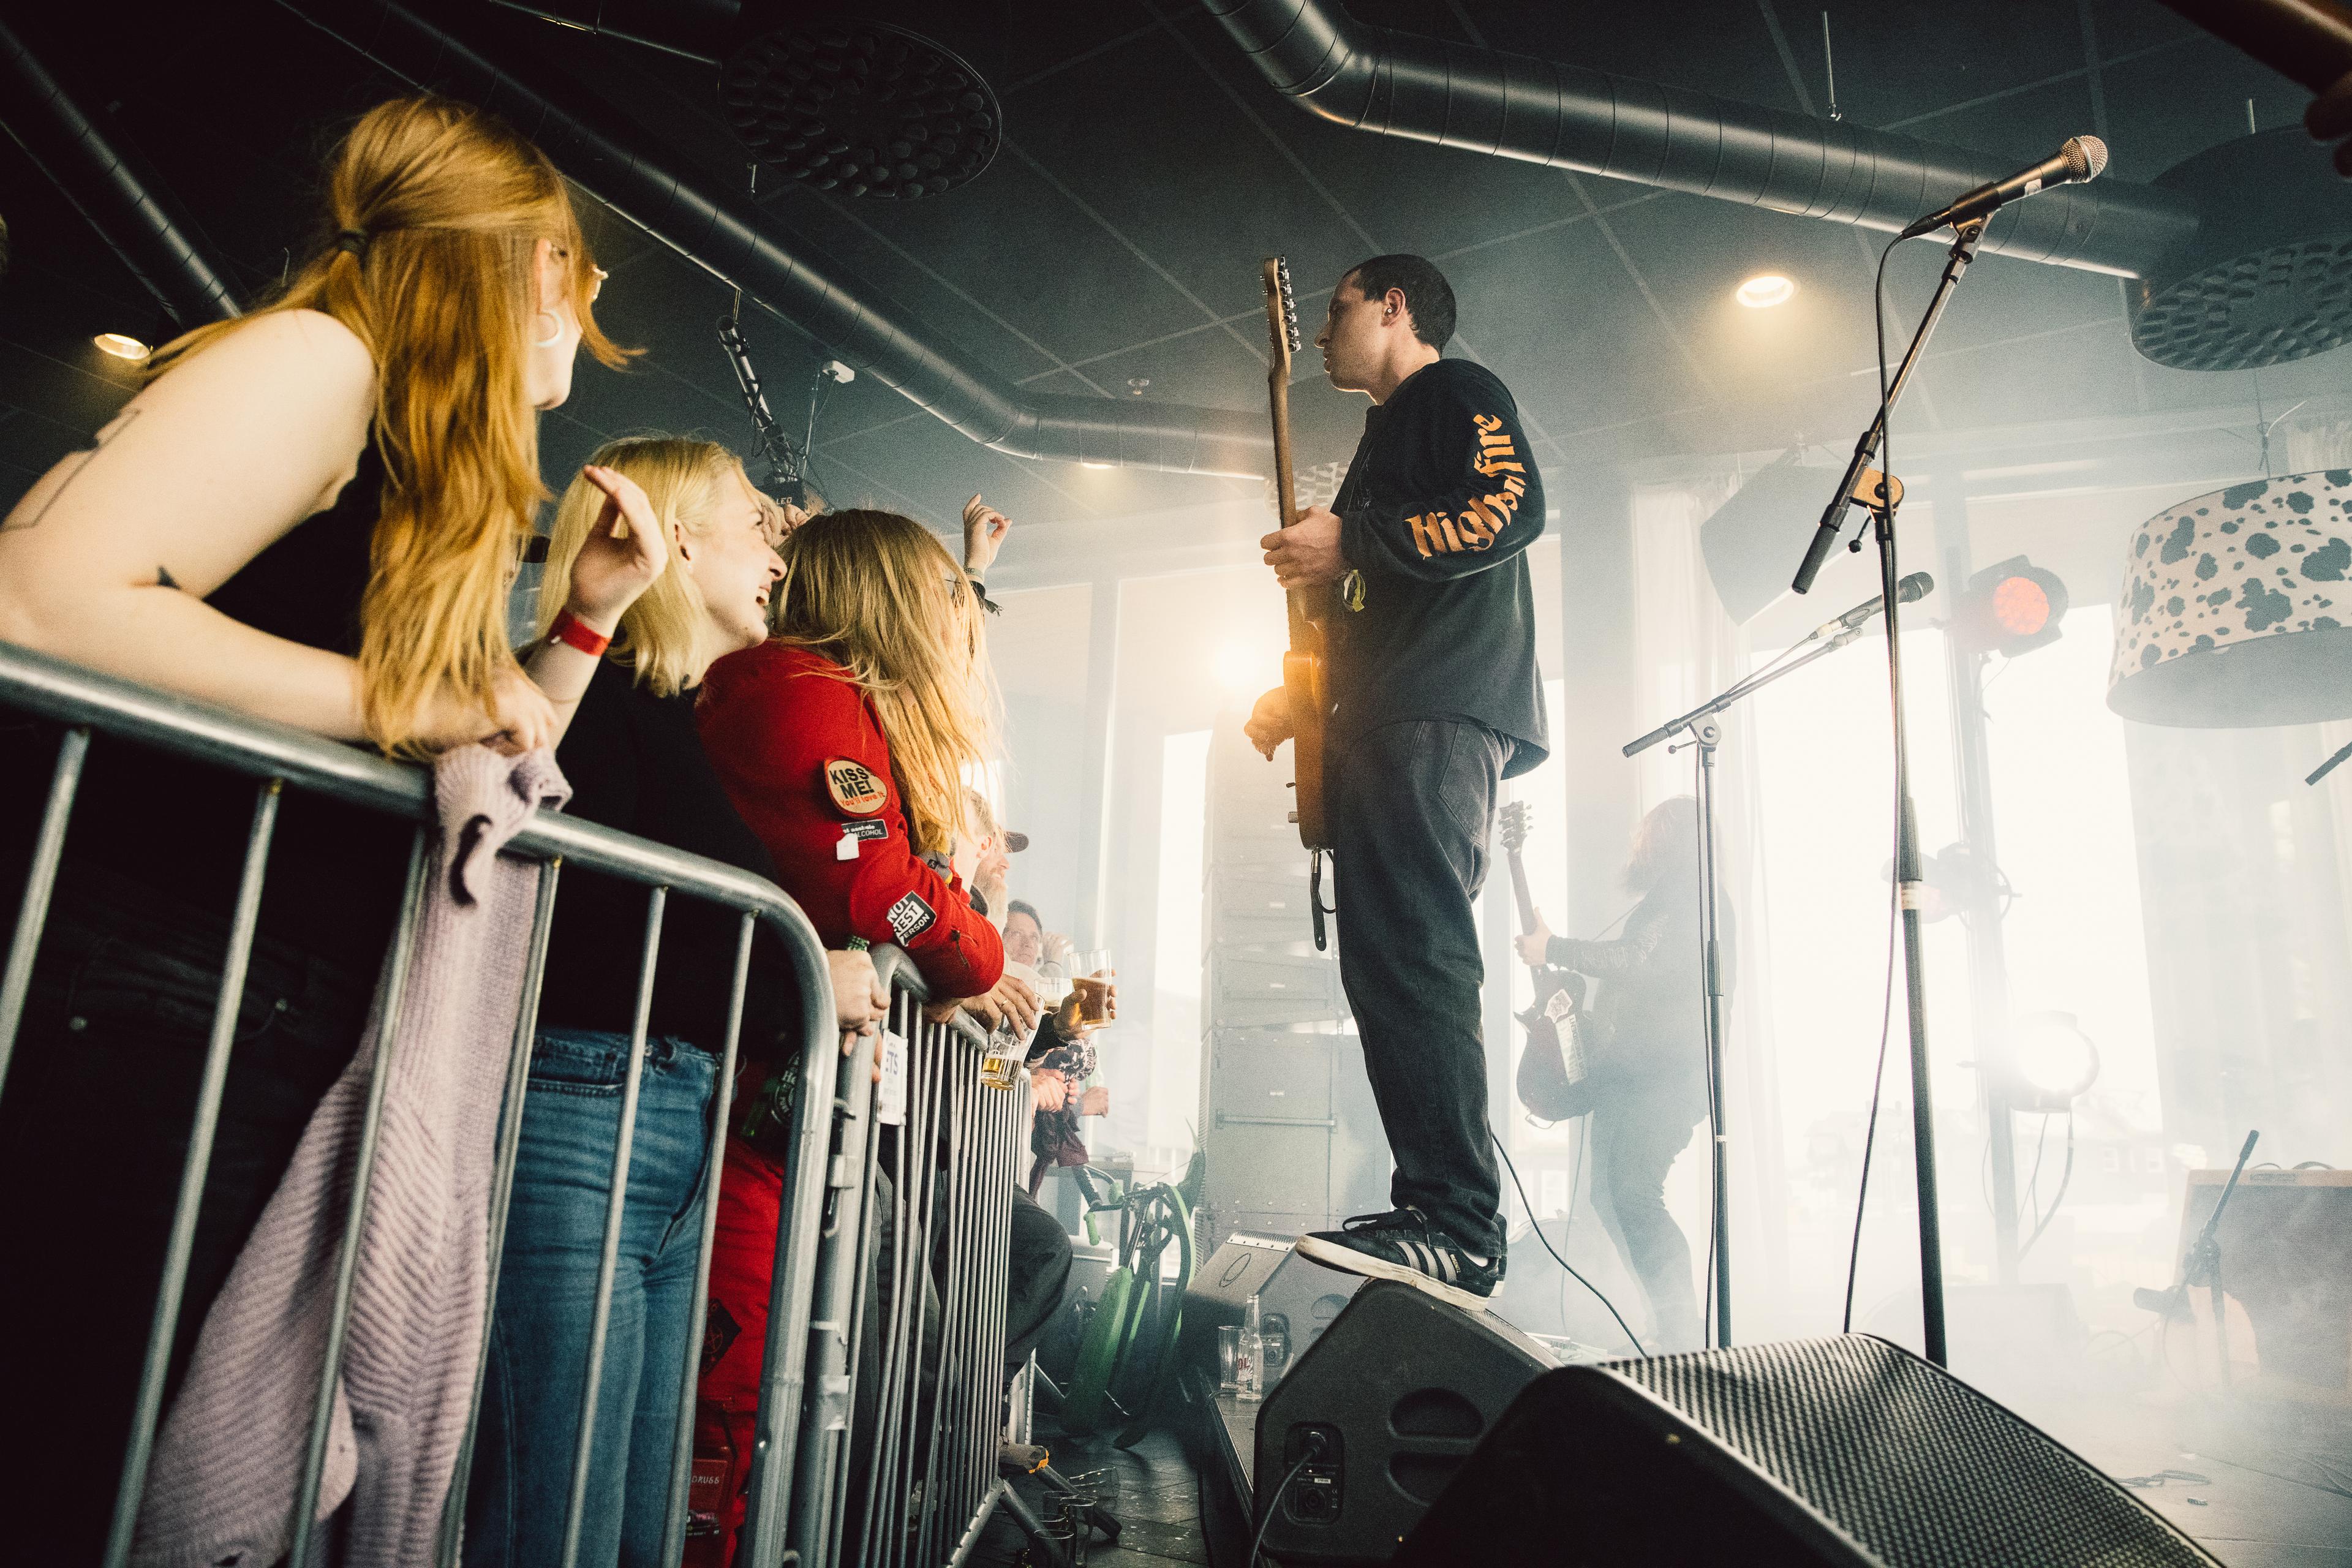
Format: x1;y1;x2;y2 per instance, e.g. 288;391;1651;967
6;438;413;976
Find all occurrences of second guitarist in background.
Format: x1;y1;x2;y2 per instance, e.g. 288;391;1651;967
1246;255;1547;1311
1518;797;1728;1351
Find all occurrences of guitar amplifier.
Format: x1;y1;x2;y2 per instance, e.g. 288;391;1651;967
1211;949;1347;1028
1208;869;1324;948
2177;1166;2352;1400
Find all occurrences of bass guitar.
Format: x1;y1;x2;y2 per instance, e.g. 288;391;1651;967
1501;802;1600;1120
1260;256;1331;859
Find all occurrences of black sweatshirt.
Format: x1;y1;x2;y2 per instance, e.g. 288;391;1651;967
537;658;790;1054
1325;357;1548;774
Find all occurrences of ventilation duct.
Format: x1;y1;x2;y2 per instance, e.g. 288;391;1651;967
1207;0;2352;371
281;0;1268;477
0;15;240;326
492;0;1003;200
1203;0;2197;278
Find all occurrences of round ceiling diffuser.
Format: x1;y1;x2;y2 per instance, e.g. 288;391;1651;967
2129;129;2352;371
2108;470;2352;727
718;12;1000;198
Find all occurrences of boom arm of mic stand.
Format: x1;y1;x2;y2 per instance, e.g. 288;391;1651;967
1622;624;1867;758
1790;221;1985;595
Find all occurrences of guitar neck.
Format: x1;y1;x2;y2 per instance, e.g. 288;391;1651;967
1267;367;1313;644
1506;845;1538;936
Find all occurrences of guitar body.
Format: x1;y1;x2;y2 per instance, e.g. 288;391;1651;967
1514;969;1602;1121
1261;257;1333;853
1283;647;1330;848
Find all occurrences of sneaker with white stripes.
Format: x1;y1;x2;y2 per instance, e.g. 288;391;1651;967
1293;1207;1503;1313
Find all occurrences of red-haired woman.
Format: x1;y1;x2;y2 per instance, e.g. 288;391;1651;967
0;96;658;1549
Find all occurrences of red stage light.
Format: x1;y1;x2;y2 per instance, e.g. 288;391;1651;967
1959;556;2068;656
1990;576;2052;638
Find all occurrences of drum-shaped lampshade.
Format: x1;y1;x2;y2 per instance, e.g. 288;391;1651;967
2108;470;2352;727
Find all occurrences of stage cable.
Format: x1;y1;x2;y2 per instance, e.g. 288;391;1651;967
1494;1132;1646;1355
1841;234;1912;1338
1247;1437;1324;1566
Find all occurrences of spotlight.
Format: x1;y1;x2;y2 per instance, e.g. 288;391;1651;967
1735;273;1796;308
93;331;151;361
1955;554;2068;657
2007;1011;2099;1111
1214;638;1273;696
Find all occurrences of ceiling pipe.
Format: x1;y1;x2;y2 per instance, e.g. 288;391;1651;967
276;0;1271;478
481;0;731;64
0;15;241;326
1204;0;2202;279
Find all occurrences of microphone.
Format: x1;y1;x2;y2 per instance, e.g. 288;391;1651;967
1898;136;2109;239
1814;571;1934;638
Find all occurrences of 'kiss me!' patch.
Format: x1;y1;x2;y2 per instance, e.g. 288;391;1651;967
886;892;935;942
826;758;887;816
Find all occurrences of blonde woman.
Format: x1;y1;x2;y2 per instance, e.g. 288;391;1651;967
460;438;882;1566
0;96;659;1552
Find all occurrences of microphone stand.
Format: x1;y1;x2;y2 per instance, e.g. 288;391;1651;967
1625;617;1883;1351
1785;217;1987;1368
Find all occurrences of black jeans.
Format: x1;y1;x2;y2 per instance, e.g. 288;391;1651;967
1591;1090;1705;1352
0;868;373;1562
1327;718;1507;1257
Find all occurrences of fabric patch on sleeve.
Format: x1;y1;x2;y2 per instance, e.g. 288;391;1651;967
886;891;936;942
825;758;888;815
843;820;889;842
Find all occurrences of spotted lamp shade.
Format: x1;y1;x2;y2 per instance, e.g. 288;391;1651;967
2108;470;2352;727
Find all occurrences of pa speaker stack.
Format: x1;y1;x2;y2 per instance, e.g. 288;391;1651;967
1257;1283;2218;1566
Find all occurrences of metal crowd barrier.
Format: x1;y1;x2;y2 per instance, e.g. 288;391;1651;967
0;639;865;1568
760;948;1038;1568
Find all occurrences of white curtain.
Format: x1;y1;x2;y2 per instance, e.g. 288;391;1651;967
1629;473;1795;1335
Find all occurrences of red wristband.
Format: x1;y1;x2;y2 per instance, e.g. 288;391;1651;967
549;608;611;658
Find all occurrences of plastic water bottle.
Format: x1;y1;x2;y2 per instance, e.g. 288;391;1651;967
1237;1292;1265;1403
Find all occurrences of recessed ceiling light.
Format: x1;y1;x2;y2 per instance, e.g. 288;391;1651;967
1735;274;1796;309
92;331;151;360
1080;460;1114;470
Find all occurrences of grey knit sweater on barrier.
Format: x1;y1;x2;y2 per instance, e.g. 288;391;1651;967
134;745;569;1568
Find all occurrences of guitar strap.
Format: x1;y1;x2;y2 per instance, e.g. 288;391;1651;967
1310;848;1335;952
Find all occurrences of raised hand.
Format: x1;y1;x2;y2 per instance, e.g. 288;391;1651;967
564;462;669;631
962;492;1011;575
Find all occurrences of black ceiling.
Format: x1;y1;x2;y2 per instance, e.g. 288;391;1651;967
2;0;2343;576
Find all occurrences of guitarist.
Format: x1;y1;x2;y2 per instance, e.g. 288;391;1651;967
1245;255;1547;1311
1518;797;1725;1351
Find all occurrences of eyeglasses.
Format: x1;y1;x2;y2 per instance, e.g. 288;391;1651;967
552;246;609;304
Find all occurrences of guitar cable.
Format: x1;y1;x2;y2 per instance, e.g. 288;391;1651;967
1494;1132;1646;1356
1248;1431;1329;1566
1841;235;1915;1339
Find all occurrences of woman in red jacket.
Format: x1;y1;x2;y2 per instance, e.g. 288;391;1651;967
688;509;1032;1553
698;508;1021;1011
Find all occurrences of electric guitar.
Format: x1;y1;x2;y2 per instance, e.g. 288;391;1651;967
1501;802;1599;1120
1261;256;1330;853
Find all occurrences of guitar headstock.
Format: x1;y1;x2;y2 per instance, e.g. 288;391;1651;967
1501;800;1531;853
1262;256;1299;380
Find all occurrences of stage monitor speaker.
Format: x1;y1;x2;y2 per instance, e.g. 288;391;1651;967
1179;1230;1360;1375
1394;1333;2222;1567
1251;1280;1556;1564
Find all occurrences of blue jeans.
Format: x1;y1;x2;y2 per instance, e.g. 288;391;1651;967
464;1028;719;1568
